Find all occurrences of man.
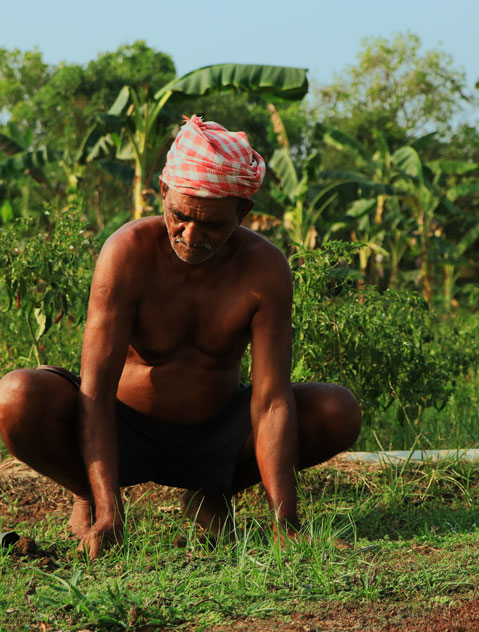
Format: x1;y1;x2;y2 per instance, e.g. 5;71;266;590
0;115;361;559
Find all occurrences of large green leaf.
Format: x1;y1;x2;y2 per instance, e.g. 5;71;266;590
0;199;14;223
427;160;479;176
0;147;60;178
455;223;479;257
96;112;129;135
108;85;130;115
82;129;116;163
154;64;308;102
392;147;423;181
316;170;402;195
0;133;24;157
317;169;371;181
410;132;438;151
97;160;135;186
270;148;299;201
317;125;373;169
446;182;479;201
346;199;376;218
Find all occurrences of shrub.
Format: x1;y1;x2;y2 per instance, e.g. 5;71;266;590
290;244;477;425
0;206;94;368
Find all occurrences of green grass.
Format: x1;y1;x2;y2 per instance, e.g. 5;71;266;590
354;367;479;452
1;460;479;631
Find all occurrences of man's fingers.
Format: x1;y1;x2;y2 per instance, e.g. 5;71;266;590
77;533;103;560
76;525;122;560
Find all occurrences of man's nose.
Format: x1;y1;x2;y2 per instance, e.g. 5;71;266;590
182;221;202;246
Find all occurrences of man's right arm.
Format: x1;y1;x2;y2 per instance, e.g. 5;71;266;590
77;229;142;558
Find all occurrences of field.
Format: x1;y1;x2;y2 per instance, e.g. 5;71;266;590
2;454;479;631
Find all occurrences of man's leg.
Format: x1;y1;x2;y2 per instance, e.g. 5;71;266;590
180;490;233;538
232;382;362;492
180;382;361;534
0;368;93;536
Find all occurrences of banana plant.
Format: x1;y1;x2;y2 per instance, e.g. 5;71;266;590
270;145;338;250
268;104;353;251
315;125;429;286
401;158;479;303
0;122;92;220
81;64;309;219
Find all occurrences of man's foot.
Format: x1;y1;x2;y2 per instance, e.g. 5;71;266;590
67;494;94;538
180;490;232;538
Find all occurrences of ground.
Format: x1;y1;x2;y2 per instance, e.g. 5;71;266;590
1;456;479;632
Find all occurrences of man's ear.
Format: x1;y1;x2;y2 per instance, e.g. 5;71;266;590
159;178;169;200
237;198;255;224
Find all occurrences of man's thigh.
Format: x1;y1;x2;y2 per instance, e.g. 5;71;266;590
232;382;361;490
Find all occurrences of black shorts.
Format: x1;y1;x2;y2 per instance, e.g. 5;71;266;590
38;367;253;494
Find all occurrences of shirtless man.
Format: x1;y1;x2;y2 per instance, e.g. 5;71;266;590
0;115;361;558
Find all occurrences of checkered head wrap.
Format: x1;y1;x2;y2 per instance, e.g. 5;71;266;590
161;115;266;198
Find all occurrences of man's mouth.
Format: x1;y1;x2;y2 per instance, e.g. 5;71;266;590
174;238;212;251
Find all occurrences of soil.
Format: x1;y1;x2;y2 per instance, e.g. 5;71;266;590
1;456;478;632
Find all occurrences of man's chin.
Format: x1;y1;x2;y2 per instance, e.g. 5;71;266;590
172;245;215;265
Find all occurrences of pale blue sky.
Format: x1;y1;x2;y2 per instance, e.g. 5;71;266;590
2;0;477;120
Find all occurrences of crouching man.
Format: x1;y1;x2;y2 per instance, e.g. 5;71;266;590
0;115;361;558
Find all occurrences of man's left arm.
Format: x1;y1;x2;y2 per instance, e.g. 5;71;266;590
249;251;299;533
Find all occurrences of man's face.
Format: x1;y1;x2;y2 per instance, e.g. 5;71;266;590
161;184;250;265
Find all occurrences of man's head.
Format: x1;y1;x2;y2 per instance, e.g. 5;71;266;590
160;181;253;265
160;115;264;264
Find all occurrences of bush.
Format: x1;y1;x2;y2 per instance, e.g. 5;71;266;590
0;205;94;368
291;243;478;426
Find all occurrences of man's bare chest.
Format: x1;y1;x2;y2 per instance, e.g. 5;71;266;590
130;276;256;361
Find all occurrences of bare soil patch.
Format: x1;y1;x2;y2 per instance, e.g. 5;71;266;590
210;600;479;632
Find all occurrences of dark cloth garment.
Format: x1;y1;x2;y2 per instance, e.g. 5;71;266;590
37;366;252;494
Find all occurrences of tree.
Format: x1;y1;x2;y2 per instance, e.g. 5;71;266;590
312;32;473;142
0;47;52;128
83;64;309;218
0;42;177;226
400;158;479;304
17;41;176;152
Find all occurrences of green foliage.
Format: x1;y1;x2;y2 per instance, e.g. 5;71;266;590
83;63;308;218
313;31;472;139
290;243;477;425
0;207;93;365
2;462;479;630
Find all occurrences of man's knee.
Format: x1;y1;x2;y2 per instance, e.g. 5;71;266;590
0;369;42;446
322;384;362;448
295;382;362;456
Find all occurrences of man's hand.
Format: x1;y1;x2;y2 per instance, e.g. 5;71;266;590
77;512;124;560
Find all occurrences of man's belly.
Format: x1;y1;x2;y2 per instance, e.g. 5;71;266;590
116;360;243;424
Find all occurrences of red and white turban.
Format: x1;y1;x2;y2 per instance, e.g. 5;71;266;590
161;115;266;198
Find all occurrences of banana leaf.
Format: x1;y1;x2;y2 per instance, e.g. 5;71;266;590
446;182;479;202
392;147;423;181
97;160;135;186
316;125;373;169
427;160;479;176
0;133;25;157
154;64;308;102
270;148;298;201
0;147;60;178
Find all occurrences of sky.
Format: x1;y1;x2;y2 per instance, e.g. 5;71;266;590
1;0;478;117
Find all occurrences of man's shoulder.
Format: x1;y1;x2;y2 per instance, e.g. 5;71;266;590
94;217;165;287
104;216;164;251
236;227;292;292
237;226;287;264
237;227;290;269
98;217;164;264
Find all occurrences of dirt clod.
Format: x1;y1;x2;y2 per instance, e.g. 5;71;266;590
14;536;37;555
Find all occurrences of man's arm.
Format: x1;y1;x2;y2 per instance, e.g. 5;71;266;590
249;249;299;533
77;229;142;558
